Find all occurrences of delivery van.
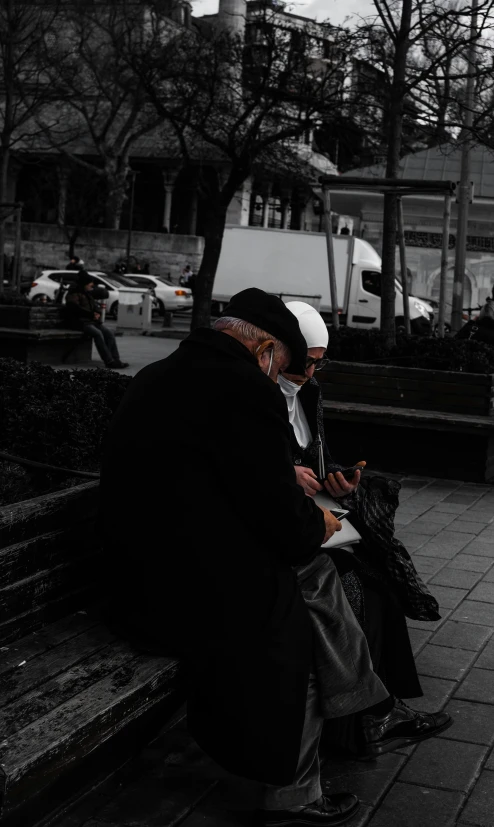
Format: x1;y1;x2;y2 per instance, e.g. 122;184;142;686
212;225;433;333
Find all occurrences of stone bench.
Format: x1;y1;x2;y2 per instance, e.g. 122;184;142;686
0;483;184;826
0;327;92;365
323;399;494;483
0;305;93;365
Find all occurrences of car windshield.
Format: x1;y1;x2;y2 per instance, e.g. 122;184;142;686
155;277;175;287
100;274;140;288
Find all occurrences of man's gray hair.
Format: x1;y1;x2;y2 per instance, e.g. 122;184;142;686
214;316;290;364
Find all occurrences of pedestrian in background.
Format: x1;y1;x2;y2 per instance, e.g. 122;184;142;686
65;271;129;370
66;255;85;271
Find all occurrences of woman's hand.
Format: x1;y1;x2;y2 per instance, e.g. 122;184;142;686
324;462;366;498
294;465;323;497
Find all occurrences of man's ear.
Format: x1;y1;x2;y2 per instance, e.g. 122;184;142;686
255;339;275;363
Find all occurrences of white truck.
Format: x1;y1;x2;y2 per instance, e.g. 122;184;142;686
212;225;433;333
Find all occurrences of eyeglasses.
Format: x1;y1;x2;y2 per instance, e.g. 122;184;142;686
306;357;329;372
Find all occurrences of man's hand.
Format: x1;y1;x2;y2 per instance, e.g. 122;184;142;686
324;461;366;499
319;507;342;544
94;312;101;321
295;465;323;497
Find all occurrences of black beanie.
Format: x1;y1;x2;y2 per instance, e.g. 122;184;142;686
221;288;307;375
77;270;94;287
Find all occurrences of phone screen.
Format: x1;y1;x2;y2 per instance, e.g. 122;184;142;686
330;508;349;520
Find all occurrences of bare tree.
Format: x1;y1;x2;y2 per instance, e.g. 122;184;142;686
114;1;359;328
357;0;494;344
0;0;62;286
37;2;163;230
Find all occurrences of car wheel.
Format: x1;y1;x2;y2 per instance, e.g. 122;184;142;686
32;293;51;304
110;301;118;319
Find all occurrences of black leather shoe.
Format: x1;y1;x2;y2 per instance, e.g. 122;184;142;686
361;698;453;757
259;793;360;825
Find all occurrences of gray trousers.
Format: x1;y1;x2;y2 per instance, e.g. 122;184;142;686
260;553;389;810
83;323;120;365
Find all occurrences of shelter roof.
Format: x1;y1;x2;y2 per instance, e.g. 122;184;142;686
343;143;494;199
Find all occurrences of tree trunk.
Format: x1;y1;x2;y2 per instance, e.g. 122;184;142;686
0;147;10;291
191;200;228;330
105;181;127;230
104;161;129;230
380;0;412;347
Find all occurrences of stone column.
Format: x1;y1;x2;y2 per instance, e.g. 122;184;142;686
280;186;292;230
261;184;272;229
188;188;199;236
162;169;178;232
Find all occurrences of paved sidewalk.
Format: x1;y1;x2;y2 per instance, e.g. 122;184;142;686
53;475;494;827
308;474;494;827
59;333;180;376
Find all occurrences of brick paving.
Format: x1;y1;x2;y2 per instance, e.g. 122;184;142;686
53;475;494;827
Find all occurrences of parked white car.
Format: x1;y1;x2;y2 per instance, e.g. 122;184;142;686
124;274;193;314
27;270;152;318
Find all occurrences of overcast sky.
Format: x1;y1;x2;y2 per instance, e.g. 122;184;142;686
192;0;376;25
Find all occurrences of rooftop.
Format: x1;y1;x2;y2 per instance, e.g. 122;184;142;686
344;143;494;200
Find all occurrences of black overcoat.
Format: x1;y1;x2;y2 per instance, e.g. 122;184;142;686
99;328;326;785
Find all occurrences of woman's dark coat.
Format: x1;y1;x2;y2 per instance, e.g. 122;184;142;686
295;379;440;622
99;328;326;786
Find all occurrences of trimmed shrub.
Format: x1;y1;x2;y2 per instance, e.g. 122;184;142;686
0;359;131;505
326;328;494;374
0;291;32;306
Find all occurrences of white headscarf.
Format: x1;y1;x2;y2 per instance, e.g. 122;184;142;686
278;302;328;449
285;301;329;350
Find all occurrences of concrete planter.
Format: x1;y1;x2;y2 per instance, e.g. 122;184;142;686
0;305;90;363
0;304;64;330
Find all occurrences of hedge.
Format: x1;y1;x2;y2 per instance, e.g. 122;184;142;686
0;291;32;306
326;328;494;374
0;359;131;505
2;327;494;505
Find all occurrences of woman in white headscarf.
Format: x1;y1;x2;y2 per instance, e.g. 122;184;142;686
280;302;442;757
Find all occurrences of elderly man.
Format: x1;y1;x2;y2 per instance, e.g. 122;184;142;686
100;289;392;826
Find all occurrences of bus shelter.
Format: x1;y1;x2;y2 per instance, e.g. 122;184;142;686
318;176;458;336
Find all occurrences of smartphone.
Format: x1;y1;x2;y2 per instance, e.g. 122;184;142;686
329;508;349;520
339;465;364;482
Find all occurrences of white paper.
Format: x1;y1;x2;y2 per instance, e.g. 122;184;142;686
314;492;362;549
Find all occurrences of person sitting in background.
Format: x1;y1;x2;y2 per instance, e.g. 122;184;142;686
280;301;452;759
65;271;129;371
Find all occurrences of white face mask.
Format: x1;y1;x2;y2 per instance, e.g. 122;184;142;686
278;373;302;397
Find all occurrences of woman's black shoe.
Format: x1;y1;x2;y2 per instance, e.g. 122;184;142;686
361;698;453;757
259;793;360;825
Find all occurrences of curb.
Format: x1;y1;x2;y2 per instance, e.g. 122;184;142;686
148;329;189;340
